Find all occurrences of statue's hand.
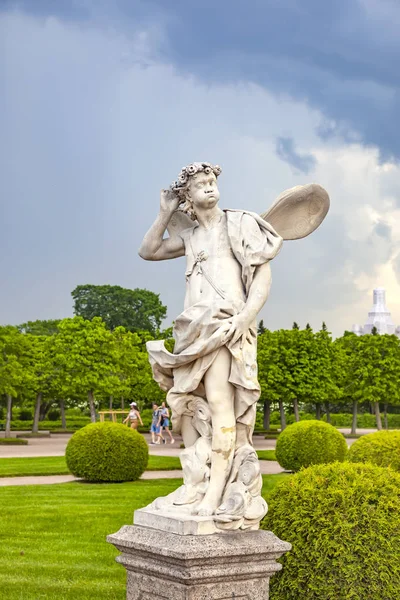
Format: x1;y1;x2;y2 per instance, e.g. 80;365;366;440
160;189;180;214
225;313;255;348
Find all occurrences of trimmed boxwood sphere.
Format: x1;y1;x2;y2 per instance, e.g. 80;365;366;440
275;420;347;472
66;422;148;482
262;462;400;600
348;430;400;471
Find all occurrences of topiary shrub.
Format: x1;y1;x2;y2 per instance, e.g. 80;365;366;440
275;420;347;471
348;430;400;471
19;409;33;421
47;409;61;421
66;422;148;482
262;462;400;600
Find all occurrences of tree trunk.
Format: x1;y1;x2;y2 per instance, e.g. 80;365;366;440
121;397;125;410
383;403;388;430
5;394;12;438
39;401;52;421
263;400;271;430
293;398;300;422
279;399;287;431
325;402;331;424
32;392;42;434
374;401;382;430
316;404;322;420
109;396;113;410
60;399;66;430
88;390;96;423
351;399;357;435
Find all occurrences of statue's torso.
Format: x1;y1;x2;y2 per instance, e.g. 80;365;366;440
182;214;245;310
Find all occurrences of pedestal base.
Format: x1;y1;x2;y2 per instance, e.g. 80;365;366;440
107;525;291;600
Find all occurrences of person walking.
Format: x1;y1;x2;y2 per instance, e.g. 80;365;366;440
150;403;164;445
160;401;175;444
123;402;143;430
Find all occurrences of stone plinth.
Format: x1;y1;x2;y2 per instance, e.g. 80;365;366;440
107;524;291;600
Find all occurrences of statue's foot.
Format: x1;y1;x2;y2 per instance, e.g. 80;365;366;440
197;504;215;517
196;495;219;516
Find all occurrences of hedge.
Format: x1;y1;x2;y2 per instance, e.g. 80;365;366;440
275;420;347;472
0;418;91;431
262;462;400;600
0;438;28;445
66;422;149;482
348;430;400;471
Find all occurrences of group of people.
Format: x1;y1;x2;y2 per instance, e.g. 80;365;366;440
150;402;175;445
123;400;175;445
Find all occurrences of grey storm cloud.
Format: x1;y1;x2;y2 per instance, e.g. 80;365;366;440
374;221;391;240
275;137;317;174
6;0;400;160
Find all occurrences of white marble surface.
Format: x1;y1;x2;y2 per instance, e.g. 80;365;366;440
139;162;329;532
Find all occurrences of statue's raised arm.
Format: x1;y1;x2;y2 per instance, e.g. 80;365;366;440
138;189;185;261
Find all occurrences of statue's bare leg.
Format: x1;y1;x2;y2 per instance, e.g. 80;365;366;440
196;346;236;516
181;414;200;447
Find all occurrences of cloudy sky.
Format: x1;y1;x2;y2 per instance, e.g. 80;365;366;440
2;0;400;336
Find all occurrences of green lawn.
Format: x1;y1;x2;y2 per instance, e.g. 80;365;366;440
0;451;277;478
0;474;288;599
256;449;276;461
0;455;182;478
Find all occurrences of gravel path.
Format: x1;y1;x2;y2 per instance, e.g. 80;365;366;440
0;459;285;486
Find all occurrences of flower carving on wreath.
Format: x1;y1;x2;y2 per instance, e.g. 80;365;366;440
170;162;222;192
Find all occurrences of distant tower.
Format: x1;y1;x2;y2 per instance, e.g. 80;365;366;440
363;288;396;335
352;324;364;336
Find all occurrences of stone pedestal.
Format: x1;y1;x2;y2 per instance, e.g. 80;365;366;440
107;524;291;600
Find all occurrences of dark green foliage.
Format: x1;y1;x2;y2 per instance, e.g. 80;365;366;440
257;319;266;335
71;284;167;335
0;417;91;431
17;319;61;335
275;420;347;471
16;432;50;438
47;409;61;421
348;430;400;471
65;422;149;482
0;438;28;445
18;409;33;421
262;463;400;600
276;411;400;428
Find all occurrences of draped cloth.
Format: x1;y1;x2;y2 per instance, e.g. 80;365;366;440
146;210;283;433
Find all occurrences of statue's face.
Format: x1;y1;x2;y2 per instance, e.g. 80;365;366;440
188;171;220;211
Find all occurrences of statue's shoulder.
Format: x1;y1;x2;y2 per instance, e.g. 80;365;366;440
224;209;267;230
178;224;197;243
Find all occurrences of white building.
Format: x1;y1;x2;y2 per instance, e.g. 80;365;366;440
352;287;400;337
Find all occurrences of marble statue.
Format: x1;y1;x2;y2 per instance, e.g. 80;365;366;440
138;162;329;532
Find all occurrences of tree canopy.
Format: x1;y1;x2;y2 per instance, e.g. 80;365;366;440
71;285;167;335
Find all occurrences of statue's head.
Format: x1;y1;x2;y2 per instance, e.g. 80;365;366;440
170;162;222;220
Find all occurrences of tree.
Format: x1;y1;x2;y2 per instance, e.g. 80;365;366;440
18;320;61;336
0;327;31;437
335;332;360;434
258;329;283;429
25;334;55;433
258;329;297;430
52;317;122;422
312;324;342;422
257;320;266;335
351;334;400;430
71;285;167;335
